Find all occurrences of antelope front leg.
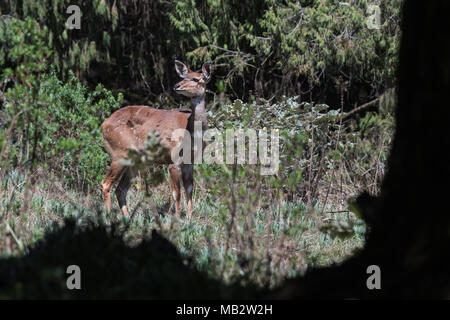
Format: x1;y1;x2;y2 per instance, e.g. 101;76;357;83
168;164;181;216
182;164;194;218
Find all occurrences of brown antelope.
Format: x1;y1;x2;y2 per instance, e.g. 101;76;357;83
101;60;211;217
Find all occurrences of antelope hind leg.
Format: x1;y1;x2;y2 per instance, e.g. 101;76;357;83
101;160;126;212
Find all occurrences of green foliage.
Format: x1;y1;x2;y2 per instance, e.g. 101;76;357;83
247;0;401;86
171;0;402;101
2;71;122;189
209;96;394;202
41;73;123;187
1;16;52;175
120;131;168;187
0;16;122;189
0;16;50;78
182;95;394;284
120;131;169;170
1;0;402;104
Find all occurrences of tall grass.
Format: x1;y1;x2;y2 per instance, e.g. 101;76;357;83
0;165;366;289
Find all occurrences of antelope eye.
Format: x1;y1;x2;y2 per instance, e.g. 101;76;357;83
193;78;200;82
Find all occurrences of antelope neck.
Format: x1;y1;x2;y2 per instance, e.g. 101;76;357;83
189;94;207;132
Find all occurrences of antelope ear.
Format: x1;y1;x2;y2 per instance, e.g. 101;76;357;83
175;60;189;78
202;62;212;82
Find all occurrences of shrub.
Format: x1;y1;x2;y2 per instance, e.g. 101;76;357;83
0;17;122;190
208;96;395;204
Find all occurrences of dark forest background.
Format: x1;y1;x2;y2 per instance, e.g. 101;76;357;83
1;0;401;107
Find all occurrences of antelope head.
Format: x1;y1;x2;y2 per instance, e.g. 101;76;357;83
173;60;211;98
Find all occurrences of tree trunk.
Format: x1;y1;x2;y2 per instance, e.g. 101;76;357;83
273;1;450;299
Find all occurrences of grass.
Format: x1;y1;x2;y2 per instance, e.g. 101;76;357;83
0;167;365;290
